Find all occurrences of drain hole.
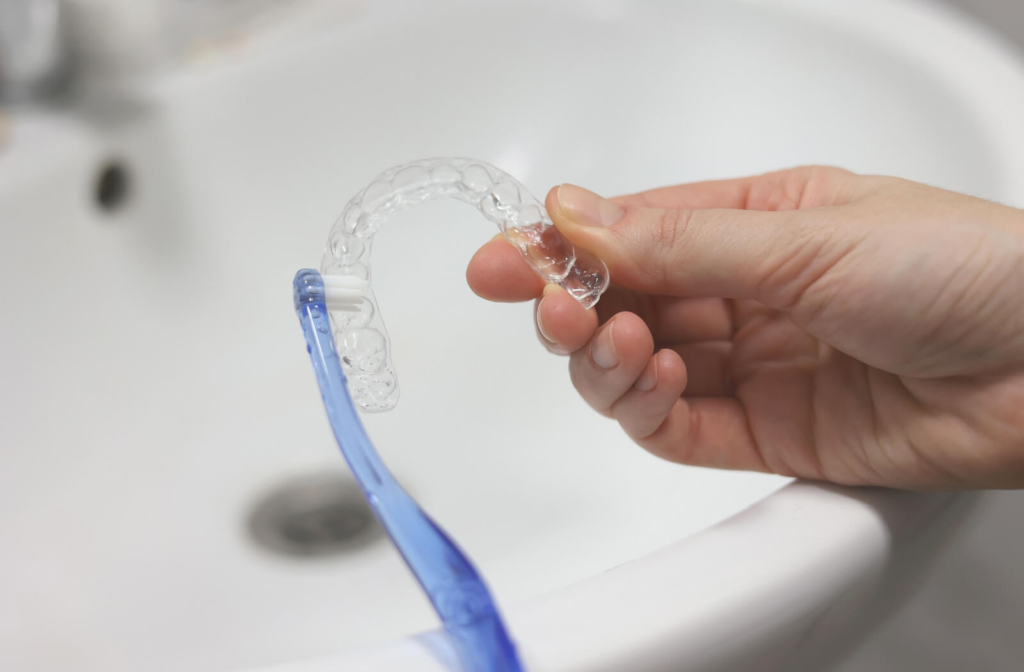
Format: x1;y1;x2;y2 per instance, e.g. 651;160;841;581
248;472;383;558
94;160;131;212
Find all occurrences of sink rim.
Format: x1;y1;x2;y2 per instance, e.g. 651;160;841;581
247;483;976;672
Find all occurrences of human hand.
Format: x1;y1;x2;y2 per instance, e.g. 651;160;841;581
466;167;1024;489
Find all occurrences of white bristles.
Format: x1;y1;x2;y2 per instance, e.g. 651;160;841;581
322;274;371;309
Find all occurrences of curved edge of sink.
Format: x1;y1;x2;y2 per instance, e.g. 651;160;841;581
509;484;978;672
799;0;1024;206
238;1;1024;670
247;483;977;672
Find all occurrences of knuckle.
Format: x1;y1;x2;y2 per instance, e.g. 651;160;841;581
652;208;691;249
799;165;855;207
750;165;854;210
642;208;694;288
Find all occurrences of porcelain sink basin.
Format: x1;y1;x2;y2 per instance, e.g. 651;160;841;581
2;0;1022;671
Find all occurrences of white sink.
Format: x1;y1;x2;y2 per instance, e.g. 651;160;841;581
2;1;1022;671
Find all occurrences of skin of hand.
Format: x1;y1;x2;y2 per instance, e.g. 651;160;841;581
465;167;1024;490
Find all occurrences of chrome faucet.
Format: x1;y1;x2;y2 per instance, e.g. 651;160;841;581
0;0;69;102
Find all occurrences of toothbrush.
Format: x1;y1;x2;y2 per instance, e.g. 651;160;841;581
294;268;525;672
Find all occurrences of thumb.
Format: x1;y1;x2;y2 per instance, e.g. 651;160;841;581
546;184;850;309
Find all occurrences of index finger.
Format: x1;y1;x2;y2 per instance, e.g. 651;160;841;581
467;170;787;303
466;235;546;302
466;167;858;303
465;175;766;303
612;175;758;210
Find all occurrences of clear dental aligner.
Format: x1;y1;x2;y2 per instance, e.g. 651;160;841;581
320;158;610;412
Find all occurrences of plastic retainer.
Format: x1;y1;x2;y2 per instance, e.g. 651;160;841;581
320;158;610;412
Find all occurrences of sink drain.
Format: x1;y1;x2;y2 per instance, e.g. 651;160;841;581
248;472;383;558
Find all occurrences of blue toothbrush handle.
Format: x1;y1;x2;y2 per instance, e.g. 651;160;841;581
294;269;524;672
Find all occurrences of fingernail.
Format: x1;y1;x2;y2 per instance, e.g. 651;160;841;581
536;285;559;344
590;321;618;369
557;184;624;228
635;358;658;392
